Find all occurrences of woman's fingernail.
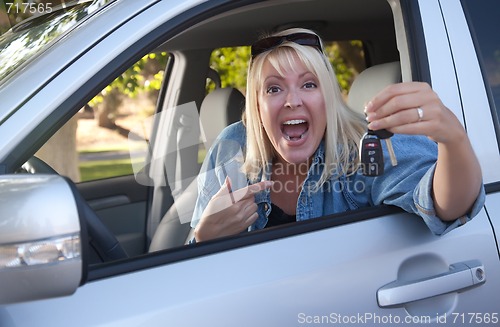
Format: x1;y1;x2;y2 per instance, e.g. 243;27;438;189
364;101;373;112
367;121;378;130
365;113;376;122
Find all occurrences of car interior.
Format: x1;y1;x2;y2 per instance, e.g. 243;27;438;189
19;0;410;263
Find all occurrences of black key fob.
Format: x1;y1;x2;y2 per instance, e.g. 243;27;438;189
360;132;384;176
370;128;393;139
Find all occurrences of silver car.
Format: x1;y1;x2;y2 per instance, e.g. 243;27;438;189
0;0;499;326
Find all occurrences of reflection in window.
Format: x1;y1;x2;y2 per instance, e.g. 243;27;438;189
462;0;500;121
0;1;111;85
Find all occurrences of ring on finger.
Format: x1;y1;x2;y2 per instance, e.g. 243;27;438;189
416;107;424;122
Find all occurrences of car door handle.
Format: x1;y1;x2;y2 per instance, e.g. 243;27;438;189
377;260;486;307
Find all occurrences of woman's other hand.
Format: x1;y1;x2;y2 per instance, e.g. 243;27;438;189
194;178;273;242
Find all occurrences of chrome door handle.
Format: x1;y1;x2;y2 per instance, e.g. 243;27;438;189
377;260;486;307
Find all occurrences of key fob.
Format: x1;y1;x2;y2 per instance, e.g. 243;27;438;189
371;128;393;139
360;133;384;176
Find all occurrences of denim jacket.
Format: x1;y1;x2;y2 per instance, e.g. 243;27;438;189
191;121;485;235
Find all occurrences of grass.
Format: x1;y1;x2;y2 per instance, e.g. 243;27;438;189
78;142;146;154
79;143;206;182
77;131;151;181
79;158;135;182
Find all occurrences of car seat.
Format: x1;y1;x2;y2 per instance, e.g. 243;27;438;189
347;61;401;114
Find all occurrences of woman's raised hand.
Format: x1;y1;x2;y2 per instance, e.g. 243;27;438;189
365;82;466;145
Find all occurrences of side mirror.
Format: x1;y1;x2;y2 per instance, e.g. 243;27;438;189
0;175;83;304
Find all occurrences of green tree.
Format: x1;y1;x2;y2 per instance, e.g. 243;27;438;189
324;40;365;94
90;52;168;128
209;46;250;93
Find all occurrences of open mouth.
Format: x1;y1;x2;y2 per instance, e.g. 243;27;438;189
281;119;309;141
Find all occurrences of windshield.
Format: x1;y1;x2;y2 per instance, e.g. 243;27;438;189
0;0;113;85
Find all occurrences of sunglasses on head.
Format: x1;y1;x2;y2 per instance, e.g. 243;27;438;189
251;32;323;59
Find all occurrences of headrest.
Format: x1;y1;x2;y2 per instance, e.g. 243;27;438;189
347;61;401;114
200;87;245;148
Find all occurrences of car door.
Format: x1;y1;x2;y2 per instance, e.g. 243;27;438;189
76;175;150;256
1;0;499;326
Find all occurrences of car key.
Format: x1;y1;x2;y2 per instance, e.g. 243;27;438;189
371;128;398;167
360;131;384;176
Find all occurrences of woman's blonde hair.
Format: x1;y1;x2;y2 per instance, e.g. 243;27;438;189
242;28;366;187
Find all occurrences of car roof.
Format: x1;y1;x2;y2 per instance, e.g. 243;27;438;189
163;0;394;51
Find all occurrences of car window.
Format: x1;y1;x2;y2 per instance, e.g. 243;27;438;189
0;0;112;86
35;51;169;183
461;0;500;133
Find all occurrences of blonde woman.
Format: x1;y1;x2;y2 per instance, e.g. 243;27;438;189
191;28;484;242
